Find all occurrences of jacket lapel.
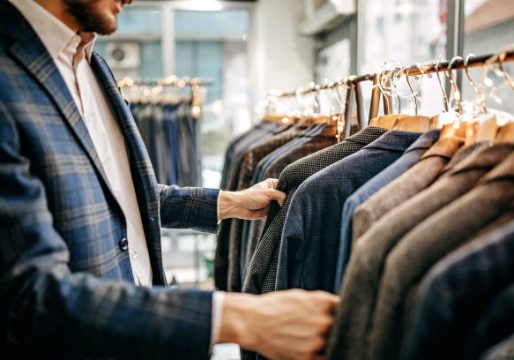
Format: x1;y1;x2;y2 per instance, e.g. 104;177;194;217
2;1;116;200
90;53;160;218
90;53;165;284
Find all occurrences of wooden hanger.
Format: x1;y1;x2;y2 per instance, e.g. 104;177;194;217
474;114;498;143
439;121;469;141
495;122;514;143
369;114;408;129
392;115;432;132
264;113;296;125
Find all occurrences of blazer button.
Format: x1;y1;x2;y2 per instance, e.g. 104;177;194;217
118;237;129;251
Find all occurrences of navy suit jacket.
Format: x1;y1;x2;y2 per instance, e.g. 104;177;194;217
0;1;219;358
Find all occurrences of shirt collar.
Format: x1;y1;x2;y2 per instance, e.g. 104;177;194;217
8;0;96;63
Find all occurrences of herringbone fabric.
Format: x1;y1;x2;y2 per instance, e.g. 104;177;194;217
240;127;386;360
227;125;310;291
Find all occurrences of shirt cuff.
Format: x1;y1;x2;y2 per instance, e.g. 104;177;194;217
217;190;223;225
210;291;225;350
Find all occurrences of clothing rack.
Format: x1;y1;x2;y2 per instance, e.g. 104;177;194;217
270;48;514;127
118;76;214;89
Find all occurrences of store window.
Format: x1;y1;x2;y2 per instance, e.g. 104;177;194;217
462;0;514;114
358;0;447;117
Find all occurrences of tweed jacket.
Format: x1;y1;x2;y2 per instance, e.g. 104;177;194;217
0;2;218;358
326;143;514;360
216;122;282;290
240;124;330;285
242;125;339;279
227;124;310;291
400;219;514;360
240;127;385;360
440;140;491;176
332;129;439;291
351;136;463;244
276;130;421;293
368;151;514;360
243;127;386;294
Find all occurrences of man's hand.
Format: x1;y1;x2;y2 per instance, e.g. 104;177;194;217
218;179;286;220
219;290;340;360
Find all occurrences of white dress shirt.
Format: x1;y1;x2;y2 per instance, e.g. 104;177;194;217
9;0;223;347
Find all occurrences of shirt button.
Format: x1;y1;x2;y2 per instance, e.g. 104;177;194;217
149;217;156;222
118;237;128;251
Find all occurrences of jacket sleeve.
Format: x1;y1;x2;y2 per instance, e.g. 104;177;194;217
0;107;213;359
158;184;220;233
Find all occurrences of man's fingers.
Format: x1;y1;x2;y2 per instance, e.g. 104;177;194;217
263;178;279;189
267;188;286;207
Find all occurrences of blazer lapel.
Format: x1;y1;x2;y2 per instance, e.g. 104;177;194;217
90;53;165;284
2;3;115;200
90;53;160;217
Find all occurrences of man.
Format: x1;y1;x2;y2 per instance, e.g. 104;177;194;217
0;0;339;359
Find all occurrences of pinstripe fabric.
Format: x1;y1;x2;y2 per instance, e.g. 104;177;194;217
227;124;311;291
400;219;514;360
0;2;217;358
241;127;385;360
367;153;514;360
326;143;514;360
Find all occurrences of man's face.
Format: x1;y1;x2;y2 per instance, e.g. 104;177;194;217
63;0;132;35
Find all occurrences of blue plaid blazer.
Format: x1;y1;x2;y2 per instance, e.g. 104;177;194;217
0;1;219;358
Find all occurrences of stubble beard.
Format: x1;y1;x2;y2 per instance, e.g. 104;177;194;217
63;0;117;35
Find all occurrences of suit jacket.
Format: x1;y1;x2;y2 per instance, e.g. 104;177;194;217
463;262;514;358
216;121;283;290
400;219;514;360
241;127;385;360
0;2;218;358
243;127;386;294
326;142;514;360
333;129;439;291
276;130;421;293
368;150;514;360
227;124;310;291
351;136;463;244
481;333;514;360
242;124;337;279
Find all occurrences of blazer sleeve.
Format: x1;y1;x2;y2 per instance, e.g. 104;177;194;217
158;184;220;233
0;107;213;359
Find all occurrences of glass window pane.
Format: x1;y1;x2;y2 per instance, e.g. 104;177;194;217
463;0;514;114
358;0;447;117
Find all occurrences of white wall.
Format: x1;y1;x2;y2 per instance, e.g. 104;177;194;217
248;0;315;123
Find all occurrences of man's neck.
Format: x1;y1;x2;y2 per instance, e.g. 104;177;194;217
34;0;79;33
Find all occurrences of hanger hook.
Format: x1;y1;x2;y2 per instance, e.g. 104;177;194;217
498;47;514;91
405;66;420;115
435;56;450;112
447;55;463;113
464;53;488;113
378;68;393;114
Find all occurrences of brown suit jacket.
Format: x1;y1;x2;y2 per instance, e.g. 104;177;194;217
351;137;463;243
367;151;514;360
326;143;514;360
